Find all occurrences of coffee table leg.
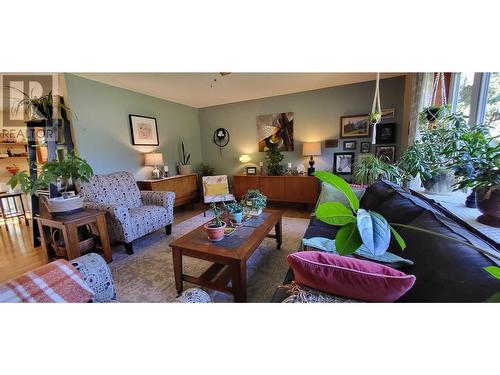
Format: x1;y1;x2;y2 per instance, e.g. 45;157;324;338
172;247;184;294
275;218;282;249
232;261;247;302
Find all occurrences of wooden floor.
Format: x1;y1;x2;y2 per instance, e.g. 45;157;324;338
0;202;312;283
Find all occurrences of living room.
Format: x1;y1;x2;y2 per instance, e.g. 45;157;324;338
2;1;499;374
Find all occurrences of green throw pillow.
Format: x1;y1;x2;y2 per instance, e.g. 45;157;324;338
314;182;366;212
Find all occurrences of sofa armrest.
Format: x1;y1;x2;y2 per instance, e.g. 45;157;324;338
70;253;117;302
140;191;175;211
83;201;129;221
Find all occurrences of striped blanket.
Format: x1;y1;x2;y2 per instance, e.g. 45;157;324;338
0;259;94;303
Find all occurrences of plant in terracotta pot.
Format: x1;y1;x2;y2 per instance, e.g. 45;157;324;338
8;153;93;215
223;200;244;224
242;189;267;216
448;126;500;227
177;141;192;175
204;203;226;241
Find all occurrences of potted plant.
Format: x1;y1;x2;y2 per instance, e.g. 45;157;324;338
203;203;226;241
265;144;284;176
9;88;73;120
177;141;192;175
8;153;93;216
367;111;381;125
449;126;500;227
398;112;468;194
353;154;402;185
242;189;267;216
199;163;215;176
223;200;244;224
419;105;448;124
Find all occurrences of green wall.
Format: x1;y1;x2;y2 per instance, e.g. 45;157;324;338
198;76;406;179
64;74;202;179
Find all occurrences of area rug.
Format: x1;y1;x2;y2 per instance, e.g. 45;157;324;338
108;212;310;302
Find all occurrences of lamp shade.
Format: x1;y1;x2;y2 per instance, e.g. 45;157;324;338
144;152;164;166
239;154;251;163
302;142;321;156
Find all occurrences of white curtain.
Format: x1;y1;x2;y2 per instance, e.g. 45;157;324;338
408;73;434;144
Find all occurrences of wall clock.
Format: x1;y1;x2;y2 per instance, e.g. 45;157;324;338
213;128;230;156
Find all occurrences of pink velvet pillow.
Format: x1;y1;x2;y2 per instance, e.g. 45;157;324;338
287;251;415;302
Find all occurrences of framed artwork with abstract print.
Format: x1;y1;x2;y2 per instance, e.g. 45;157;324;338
376;145;396;163
257;112;294;152
340;114;370;138
129;114;159;146
333;152;355;175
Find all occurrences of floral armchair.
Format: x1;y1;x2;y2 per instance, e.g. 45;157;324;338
75;171;175;254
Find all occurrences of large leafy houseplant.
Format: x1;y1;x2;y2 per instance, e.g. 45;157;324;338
8;153;93;196
265;144;284;176
353;154;402;185
313;171;500;280
8;87;73;120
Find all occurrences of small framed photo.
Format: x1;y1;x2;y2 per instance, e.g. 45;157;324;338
340;114;370;138
381;108;395;120
343;140;357;150
360;141;371;153
376;146;396;163
333;152;355;175
129;114;159;146
246;166;257;175
376;123;397;144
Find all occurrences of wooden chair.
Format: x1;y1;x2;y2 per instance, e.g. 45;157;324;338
202;175;235;216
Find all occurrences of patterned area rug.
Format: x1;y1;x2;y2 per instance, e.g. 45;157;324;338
108;212;310;302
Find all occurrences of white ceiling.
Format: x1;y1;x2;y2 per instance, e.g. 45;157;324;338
73;73;406;108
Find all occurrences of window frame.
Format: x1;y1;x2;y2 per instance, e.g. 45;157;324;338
450;72;492;125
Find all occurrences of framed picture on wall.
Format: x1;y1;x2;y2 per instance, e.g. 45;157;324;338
246;167;257;175
381;108;395;120
343;140;357;150
333;152;355;175
129;114;159;146
340;114;370;138
360;141;371;153
376;146;396;163
375;123;397;144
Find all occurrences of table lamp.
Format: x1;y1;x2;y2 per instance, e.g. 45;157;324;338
302;141;321;176
145;152;164;179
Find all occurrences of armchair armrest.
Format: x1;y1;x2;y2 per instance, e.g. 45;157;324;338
83;201;129;221
141;191;175;210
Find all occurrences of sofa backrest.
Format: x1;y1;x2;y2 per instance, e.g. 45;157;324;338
76;171;142;209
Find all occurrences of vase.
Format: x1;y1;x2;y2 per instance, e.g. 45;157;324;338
476;186;500;228
204;221;226;242
422;168;455;195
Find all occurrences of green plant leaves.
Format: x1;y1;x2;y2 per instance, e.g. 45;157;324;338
315;202;356;226
389;224;406;250
357;209;390;256
484;266;500;280
335;222;362;256
313;171;360;211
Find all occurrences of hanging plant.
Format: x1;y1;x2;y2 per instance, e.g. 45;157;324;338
368;73;382;144
419;73;449;126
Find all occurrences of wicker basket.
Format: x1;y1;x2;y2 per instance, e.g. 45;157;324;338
50;226;98;258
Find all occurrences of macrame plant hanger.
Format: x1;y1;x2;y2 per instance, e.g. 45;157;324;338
430;72;447;108
370;72;382;144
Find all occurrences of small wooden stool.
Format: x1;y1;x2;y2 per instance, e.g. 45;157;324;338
36;209;112;263
0;192;29;231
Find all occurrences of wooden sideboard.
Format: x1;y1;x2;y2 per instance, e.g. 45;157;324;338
233;175;319;204
137;174;199;208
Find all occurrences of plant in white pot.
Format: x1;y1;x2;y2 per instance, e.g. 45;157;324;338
8;153;93;216
177;141;192;175
204;203;226;241
242;189;267;216
223;200;244;224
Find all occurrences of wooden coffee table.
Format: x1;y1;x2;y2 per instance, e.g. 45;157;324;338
169;209;283;302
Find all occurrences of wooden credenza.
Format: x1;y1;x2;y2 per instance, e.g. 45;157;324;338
233;175;319;204
137;174;199;207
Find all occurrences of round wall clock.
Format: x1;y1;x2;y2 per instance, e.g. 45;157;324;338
213;128;230;156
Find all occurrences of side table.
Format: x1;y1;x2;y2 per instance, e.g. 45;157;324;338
36;209;113;263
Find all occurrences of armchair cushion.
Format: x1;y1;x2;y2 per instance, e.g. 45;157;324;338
128;205;169;240
202;175;230;196
204;194;235;204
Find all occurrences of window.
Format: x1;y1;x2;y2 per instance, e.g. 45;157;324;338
485;72;500;137
451;72;500;138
